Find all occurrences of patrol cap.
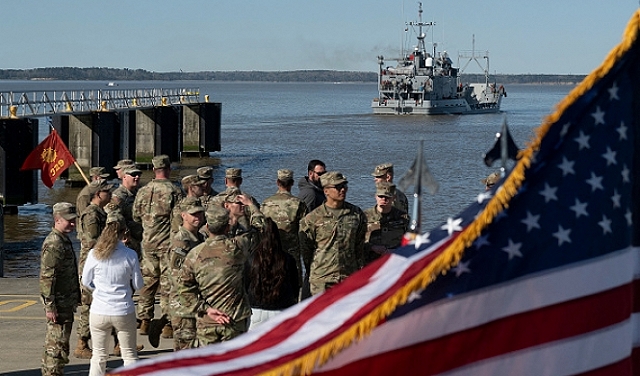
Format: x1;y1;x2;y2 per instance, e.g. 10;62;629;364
197;166;214;180
371;163;393;177
106;212;126;228
205;205;230;227
481;172;501;187
376;182;396;198
151;154;171;169
88;181;115;196
89;166;110;178
277;169;294;181
123;166;142;176
320;171;348;188
224;187;243;203
53;202;77;220
181;196;205;214
225;168;242;179
113;159;134;170
181;174;206;187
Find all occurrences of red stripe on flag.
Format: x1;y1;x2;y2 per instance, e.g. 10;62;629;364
315;282;633;375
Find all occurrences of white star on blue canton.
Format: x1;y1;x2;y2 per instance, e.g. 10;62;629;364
601;147;617;166
552;225;572;246
441;217;463;235
474;234;490;250
626;209;633;226
591;106;605;125
452;261;471;277
502;240;523;259
477;191;492;204
560;122;571;137
598;215;612;234
611;190;621;208
586;172;604;192
622;165;630;183
574;131;590;150
569;199;589;218
414;232;431;249
557;157;575;176
608;82;619;100
521;211;541;232
539;183;558;203
407;290;423;303
617;121;627;140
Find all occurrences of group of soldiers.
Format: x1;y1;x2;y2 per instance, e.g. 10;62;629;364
39;155;412;375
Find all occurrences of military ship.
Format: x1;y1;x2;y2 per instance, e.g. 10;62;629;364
372;3;506;115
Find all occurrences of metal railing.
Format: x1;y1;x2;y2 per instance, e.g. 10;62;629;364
0;87;201;118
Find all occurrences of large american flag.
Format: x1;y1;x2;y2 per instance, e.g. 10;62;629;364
111;10;640;376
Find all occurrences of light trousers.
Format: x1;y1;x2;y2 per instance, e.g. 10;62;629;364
89;311;138;376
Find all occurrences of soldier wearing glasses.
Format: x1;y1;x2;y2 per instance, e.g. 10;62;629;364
299;171;367;297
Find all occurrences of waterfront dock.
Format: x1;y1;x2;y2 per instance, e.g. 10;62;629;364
0;277;172;375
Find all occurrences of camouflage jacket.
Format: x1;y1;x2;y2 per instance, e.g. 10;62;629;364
261;190;308;256
199;191;219;210
394;188;410;214
168;226;205;317
177;234;252;324
40;228;81;313
227;203;266;255
363;206;409;264
299;201;367;288
132;178;183;252
78;203;107;273
210;187;261;209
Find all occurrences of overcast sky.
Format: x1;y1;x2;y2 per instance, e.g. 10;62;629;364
1;0;638;74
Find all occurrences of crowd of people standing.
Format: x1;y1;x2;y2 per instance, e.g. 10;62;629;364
39;156;413;376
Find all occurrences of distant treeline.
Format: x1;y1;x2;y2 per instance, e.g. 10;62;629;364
0;67;585;84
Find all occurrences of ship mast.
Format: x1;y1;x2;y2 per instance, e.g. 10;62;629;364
407;2;433;56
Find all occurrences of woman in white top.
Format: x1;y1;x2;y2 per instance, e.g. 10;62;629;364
82;213;143;376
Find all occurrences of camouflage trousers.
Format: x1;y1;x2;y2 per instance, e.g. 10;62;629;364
76;282;93;339
137;248;170;321
171;316;196;351
42;309;74;376
194;317;249;347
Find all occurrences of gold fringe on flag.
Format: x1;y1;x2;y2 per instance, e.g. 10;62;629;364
260;9;640;376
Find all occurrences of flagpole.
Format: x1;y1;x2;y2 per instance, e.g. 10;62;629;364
48;124;90;186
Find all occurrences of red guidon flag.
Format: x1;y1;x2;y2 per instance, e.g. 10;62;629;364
20;129;75;188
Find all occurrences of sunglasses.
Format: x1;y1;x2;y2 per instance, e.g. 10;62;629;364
331;183;348;191
315;171;326;176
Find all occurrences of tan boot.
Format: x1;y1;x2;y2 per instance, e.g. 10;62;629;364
139;319;151;335
161;323;173;339
73;338;92;359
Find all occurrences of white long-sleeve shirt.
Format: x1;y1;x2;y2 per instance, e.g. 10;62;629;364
82;242;143;316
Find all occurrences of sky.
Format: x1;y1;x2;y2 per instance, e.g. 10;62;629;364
1;0;638;75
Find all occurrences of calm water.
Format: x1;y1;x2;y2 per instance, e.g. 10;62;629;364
1;80;573;276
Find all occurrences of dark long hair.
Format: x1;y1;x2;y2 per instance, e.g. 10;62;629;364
247;218;288;305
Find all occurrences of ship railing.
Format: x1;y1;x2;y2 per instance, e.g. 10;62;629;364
0;88;200;118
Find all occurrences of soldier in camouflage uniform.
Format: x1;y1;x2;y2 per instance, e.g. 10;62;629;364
363;182;409;265
197;166;219;209
75;181;113;359
209;168;260;209
111;167;143;259
113;158;135;180
299;172;367;297
40;202;81;376
260;169;308;298
170;175;207;235
372;163;409;214
224;188;266;254
132;155;183;337
76;167;111;217
149;197;206;351
177;205;252;346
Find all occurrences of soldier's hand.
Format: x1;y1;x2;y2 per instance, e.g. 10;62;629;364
206;307;231;324
46;310;58;323
236;194;253;207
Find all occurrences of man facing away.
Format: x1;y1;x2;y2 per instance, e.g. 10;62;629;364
299;171;367;297
132;155;183;337
261;169;308;299
40;202;81;376
297;159;326;212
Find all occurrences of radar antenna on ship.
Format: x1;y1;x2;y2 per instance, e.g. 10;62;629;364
458;34;491;85
406;2;433;57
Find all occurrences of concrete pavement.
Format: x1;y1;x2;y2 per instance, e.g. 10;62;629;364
0;278;173;375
